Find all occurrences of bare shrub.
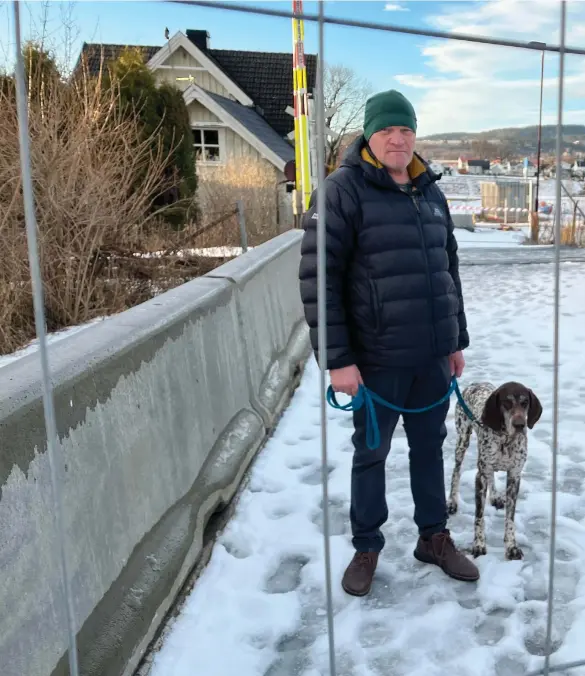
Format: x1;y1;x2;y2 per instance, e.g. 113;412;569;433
0;46;290;356
0;52;190;354
538;223;585;246
197;156;281;247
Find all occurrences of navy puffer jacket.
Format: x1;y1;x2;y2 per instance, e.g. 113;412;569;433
298;135;469;371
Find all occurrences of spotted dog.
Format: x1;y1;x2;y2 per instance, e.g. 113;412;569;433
447;382;543;561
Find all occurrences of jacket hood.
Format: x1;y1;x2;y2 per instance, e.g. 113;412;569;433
339;134;440;191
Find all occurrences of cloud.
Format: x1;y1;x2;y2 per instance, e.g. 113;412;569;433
384;3;409;11
392;0;585;136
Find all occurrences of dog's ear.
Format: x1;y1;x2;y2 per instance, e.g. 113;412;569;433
481;389;503;431
527;389;543;429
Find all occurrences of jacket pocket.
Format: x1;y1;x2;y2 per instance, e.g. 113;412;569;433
368;279;381;333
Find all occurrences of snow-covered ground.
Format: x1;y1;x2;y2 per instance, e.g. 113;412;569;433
455;225;529;248
0;317;106;369
149;259;585;676
137;246;253;258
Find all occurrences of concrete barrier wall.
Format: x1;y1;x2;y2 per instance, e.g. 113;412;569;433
0;230;310;676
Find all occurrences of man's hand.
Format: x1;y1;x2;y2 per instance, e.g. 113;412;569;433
449;351;465;378
330;365;363;397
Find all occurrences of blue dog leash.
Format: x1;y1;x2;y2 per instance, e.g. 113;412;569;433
326;376;477;450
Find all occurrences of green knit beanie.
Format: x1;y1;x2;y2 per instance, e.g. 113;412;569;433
363;89;417;140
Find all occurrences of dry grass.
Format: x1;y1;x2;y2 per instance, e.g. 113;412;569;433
197;156;283;247
0;60;194;354
540;224;585;246
0;53;290;356
536;219;585;247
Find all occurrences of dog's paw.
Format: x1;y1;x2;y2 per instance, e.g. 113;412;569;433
447;499;458;515
490;495;505;510
505;545;523;561
471;543;487;558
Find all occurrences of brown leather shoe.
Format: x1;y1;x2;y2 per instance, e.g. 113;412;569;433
414;530;479;582
341;551;379;596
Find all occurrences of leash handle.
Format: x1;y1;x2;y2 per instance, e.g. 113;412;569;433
326;376;477;450
327;384;381;448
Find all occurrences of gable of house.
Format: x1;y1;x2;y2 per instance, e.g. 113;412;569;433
188;100;222;125
182;84;295;169
75;30;317;140
153;45;233;98
75;30;317;174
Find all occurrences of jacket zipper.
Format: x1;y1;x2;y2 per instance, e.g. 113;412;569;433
410;191;437;353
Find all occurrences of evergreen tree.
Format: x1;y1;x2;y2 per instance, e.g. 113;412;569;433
22;40;61;90
107;48;198;226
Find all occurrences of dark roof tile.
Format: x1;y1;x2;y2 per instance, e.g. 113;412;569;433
76;42;160;76
208;49;317;138
205;90;294;165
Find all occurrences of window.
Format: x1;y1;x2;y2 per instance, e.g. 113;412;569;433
192;128;222;163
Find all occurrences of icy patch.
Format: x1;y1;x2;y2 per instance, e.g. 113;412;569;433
454;225;529;249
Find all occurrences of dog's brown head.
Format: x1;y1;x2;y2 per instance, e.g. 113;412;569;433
481;382;543;435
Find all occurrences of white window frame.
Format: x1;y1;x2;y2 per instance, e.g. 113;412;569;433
192;126;225;165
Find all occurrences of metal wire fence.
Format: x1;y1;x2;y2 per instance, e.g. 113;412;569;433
8;0;582;675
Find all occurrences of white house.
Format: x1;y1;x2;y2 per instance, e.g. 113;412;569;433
547;161;572;178
522;159;537;178
489;162;505;175
76;29;315;190
458;157;490;174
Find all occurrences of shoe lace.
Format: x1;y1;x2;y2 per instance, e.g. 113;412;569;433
355;552;376;569
433;530;456;563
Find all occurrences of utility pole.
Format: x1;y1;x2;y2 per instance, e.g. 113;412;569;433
530;41;546;243
292;0;311;219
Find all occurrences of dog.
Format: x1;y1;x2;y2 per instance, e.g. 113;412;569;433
447;381;543;561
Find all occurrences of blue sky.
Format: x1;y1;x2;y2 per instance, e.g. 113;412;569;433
1;0;584;135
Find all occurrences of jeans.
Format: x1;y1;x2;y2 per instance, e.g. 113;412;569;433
350;357;451;552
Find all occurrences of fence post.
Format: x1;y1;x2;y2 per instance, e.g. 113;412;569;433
236;199;248;253
275;183;282;234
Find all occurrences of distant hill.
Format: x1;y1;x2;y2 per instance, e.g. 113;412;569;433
420;124;585;155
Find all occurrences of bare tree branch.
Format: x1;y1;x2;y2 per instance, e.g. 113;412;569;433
59;1;81;78
323;63;373;168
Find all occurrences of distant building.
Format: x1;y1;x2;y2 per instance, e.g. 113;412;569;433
546;161;572;178
458;157;490;174
490;162;506;175
522;158;537;178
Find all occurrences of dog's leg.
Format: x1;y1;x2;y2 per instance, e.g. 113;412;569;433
447;407;472;515
488;472;505;510
504;470;523;560
471;468;489;557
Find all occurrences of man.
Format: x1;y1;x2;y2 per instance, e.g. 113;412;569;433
298;89;479;596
